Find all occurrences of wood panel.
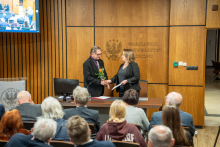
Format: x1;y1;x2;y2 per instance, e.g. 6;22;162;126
147;84;168;120
170;0;206;25
66;0;94;26
168;86;204;127
95;0;170;26
0;0;67;104
169;26;206;85
206;0;220;28
67;27;94;82
95;27;169;83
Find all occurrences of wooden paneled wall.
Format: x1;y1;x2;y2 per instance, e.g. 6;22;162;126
0;0;211;126
0;0;66;104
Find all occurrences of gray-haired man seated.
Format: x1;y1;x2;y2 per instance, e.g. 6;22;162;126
66;115;115;147
63;86;100;132
5;117;57;147
148;125;175;147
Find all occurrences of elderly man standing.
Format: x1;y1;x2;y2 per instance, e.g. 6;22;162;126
63;86;100;132
83;46;108;97
66;115;115;147
10;91;42;122
5;117;57;147
148;125;175;147
149;92;195;136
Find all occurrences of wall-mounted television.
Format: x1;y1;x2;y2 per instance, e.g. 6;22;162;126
0;0;39;33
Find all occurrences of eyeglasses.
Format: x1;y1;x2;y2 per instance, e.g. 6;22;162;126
96;53;102;56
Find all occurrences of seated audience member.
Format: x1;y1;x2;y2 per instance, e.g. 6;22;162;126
95;100;147;147
0;18;9;27
149;92;195;136
0;109;30;140
10;91;42;122
63;86;100;133
123;89;149;132
66;115;116;147
41;97;70;141
11;20;20;28
148;125;175;147
5;117;57;147
0;104;5;120
162;104;193;146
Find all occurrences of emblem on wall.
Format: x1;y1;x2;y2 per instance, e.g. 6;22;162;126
104;39;122;60
0;88;19;109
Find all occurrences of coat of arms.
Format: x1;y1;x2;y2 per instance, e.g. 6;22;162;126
103;39;122;60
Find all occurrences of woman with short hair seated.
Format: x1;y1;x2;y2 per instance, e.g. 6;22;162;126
123;89;149;132
162;104;193;146
41;97;70;141
0;109;30;140
95;100;147;147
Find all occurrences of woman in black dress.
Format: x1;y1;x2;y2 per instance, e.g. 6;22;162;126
106;49;141;97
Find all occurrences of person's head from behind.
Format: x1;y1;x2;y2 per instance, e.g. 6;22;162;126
122;49;135;63
123;89;139;105
41;97;64;119
17;91;32;105
32;117;57;144
148;125;175;147
162;104;189;145
109;100;126;122
66;115;90;145
90;46;101;60
165;92;183;108
73;86;89;106
0;109;23;134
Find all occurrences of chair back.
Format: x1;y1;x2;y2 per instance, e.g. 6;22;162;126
88;123;96;134
103;83;114;97
50;141;74;147
0;140;8;146
23;122;35;131
139;80;148;97
112;141;140;147
134;124;141;131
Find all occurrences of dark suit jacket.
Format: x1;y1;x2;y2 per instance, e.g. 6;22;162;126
4;4;9;11
111;61;141;92
63;106;100;132
83;56;108;97
149;109;195;136
0;104;5;121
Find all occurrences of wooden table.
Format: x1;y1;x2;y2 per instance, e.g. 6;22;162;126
60;97;163;111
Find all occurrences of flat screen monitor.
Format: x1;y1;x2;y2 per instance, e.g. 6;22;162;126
54;78;79;96
0;0;40;33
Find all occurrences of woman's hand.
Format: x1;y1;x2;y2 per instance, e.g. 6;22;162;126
106;80;112;84
121;80;128;85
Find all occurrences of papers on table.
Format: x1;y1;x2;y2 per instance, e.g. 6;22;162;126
111;83;122;91
139;98;148;101
92;96;111;100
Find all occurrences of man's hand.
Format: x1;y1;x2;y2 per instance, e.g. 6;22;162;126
101;80;106;85
121;80;128;85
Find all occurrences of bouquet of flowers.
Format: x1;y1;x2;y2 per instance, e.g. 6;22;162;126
95;68;106;80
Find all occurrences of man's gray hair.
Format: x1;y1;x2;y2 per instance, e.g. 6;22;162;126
149;125;173;147
90;46;100;54
32;117;57;142
73;86;89;106
41;97;64;119
166;92;183;108
17;91;31;101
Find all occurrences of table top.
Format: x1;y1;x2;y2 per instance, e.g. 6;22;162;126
59;97;163;109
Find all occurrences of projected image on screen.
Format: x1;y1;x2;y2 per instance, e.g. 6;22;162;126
0;0;39;33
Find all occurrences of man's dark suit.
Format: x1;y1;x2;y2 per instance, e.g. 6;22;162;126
63;106;100;132
149;109;195;136
0;104;5;120
83;56;108;97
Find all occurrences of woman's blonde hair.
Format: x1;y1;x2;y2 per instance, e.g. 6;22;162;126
123;49;135;63
109;100;126;122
